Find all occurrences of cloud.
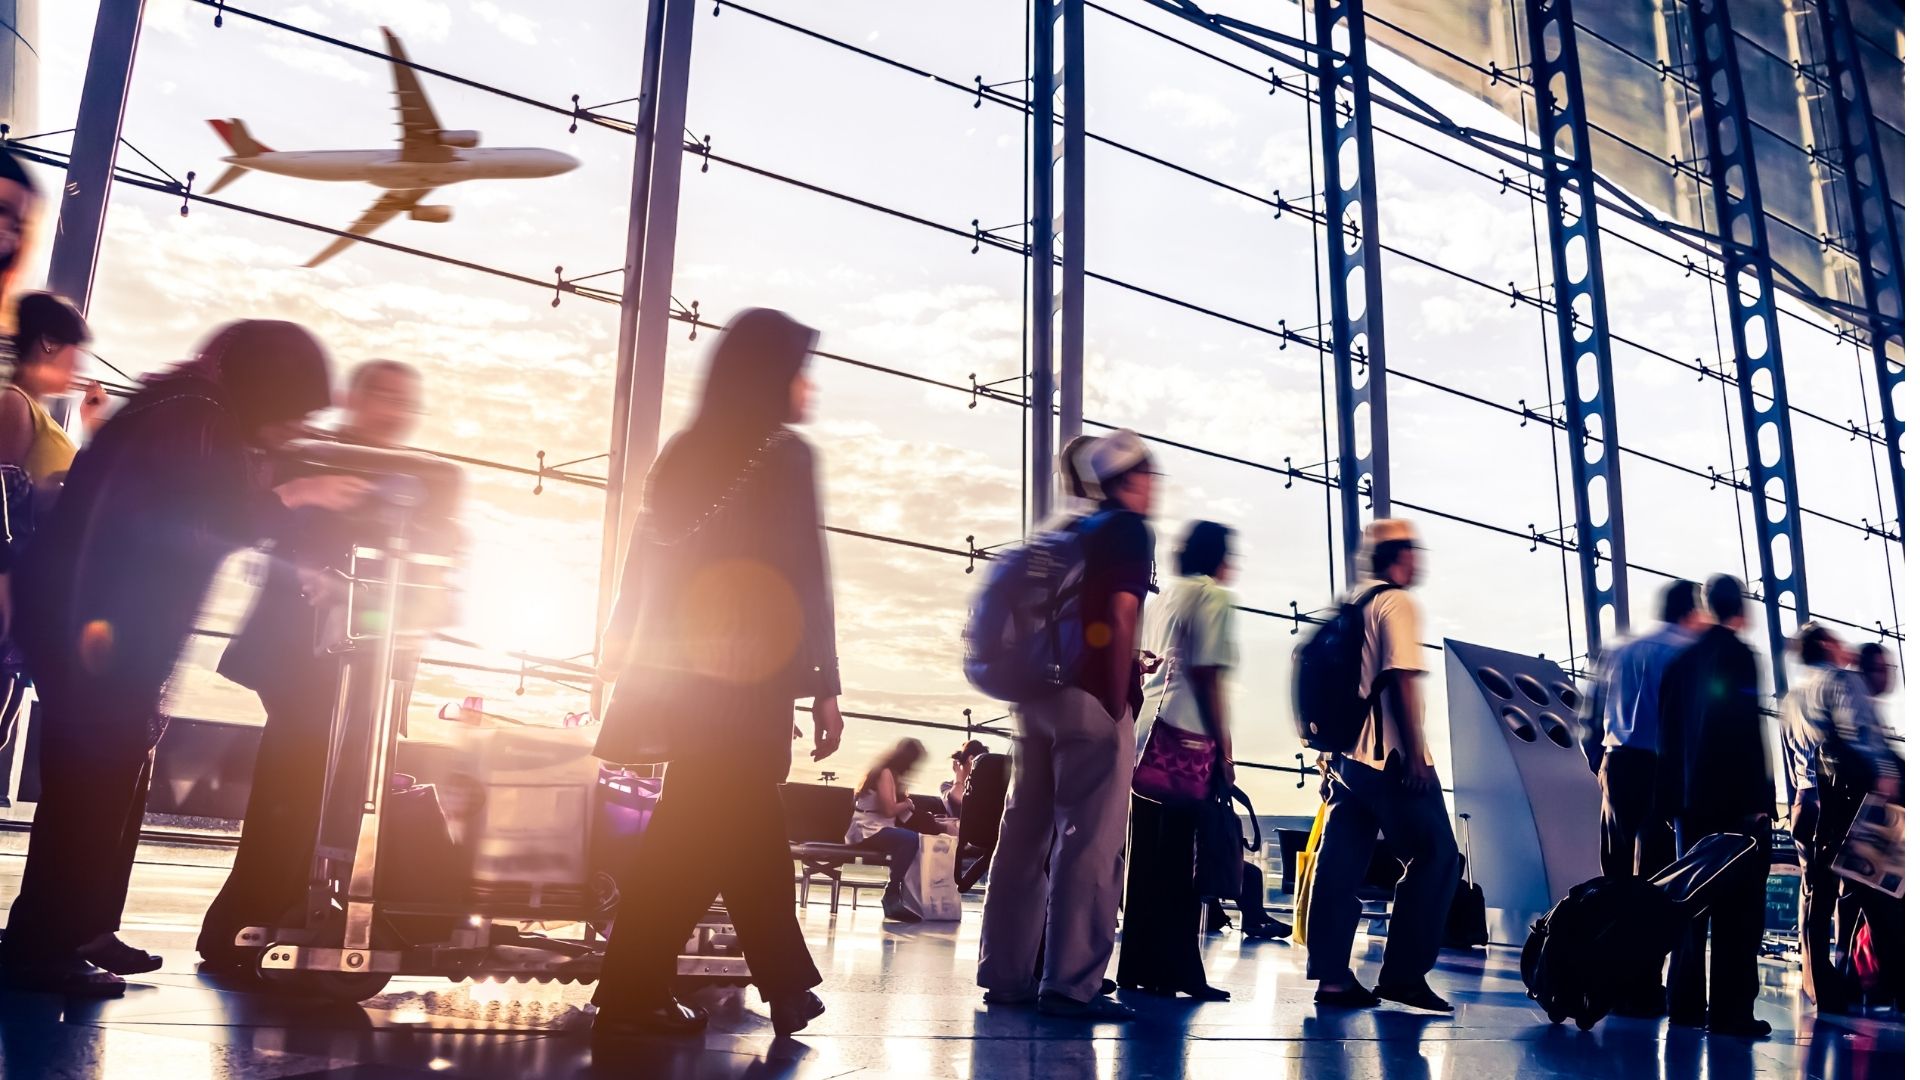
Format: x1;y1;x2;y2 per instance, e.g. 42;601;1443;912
260;42;375;85
470;0;539;45
1147;87;1239;131
321;0;453;42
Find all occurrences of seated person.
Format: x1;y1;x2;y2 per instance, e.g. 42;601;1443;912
941;739;990;817
956;750;1011;892
845;738;929;924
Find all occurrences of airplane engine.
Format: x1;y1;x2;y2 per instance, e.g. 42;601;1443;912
437;129;481;148
410;204;453;223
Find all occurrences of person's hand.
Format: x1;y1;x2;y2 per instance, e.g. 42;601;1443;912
77;380;109;432
1139;650;1164;676
1218;755;1237;789
1874;774;1901;801
295;567;344;609
811;696;844;762
1404;759;1439;795
277;474;374;512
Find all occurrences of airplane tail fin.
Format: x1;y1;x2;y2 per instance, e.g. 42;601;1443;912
208;118;271;158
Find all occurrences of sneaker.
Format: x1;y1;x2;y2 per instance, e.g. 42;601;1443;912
881;884;922;924
769;990;826;1036
1037;991;1136;1022
1374;979;1453;1013
3;958;127;998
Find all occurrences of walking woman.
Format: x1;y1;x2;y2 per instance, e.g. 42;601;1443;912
1117;521;1238;1001
847;737;930;923
0;321;365;996
593;308;844;1041
0;294;107;750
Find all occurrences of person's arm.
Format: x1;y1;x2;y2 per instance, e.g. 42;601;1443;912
0;388;33;467
1383;670;1436;792
1108;591;1141;719
875;770;913;820
1190;665;1233;785
778;438;844;760
1836;672;1902;795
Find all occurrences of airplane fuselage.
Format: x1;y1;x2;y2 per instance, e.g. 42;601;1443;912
228;147;577;189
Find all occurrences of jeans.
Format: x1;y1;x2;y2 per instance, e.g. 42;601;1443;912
1303;754;1458;987
856;826;922;887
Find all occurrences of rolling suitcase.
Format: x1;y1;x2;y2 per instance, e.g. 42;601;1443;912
1444;812;1489;949
1522;832;1756;1030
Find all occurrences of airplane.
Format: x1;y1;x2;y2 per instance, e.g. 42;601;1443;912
206;26;579;267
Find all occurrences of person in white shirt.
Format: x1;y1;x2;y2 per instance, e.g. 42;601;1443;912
845;738;930;924
1117;521;1237;1000
1303;518;1458;1013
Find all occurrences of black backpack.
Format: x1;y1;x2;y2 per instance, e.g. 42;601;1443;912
1292;583;1397;753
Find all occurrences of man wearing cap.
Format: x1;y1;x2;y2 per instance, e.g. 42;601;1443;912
979;429;1156;1022
1304;518;1459;1012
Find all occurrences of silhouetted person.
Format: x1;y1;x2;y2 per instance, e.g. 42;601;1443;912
1660;574;1772;1038
1118;520;1237;1002
1594;579;1702;1015
197;360;426;969
978;430;1156;1023
1305;518;1457;1013
592;308;842;1041
0;322;364;996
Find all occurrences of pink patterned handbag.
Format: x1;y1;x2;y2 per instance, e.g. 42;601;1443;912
1131;649;1216;806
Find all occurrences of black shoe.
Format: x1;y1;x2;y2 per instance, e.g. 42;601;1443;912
770;990;825;1036
1098;978;1118;997
1374;980;1452;1013
982;987;1038;1007
1176;983;1231;1002
1707;1017;1771;1040
592;998;710;1038
78;935;162;976
3;958;127;998
1205;904;1232;934
1313;984;1380;1009
881;884;922;924
1036;991;1136;1022
1244;919;1291;941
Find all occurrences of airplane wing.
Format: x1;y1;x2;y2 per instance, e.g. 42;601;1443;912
381;27;453;163
305;188;432;267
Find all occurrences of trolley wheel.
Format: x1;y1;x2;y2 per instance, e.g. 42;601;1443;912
1545;1009;1567;1025
1574;1011;1602;1032
258;905;395;1004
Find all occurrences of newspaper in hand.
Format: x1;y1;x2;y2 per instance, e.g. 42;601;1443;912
1832;794;1904;900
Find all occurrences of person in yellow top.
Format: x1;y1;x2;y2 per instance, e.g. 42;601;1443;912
0;293;106;487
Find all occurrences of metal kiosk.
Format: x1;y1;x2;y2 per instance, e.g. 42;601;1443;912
233;440;748;1003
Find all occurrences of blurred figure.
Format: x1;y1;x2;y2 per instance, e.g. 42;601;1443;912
0;322;365;996
1305;519;1457;1013
0;295;106;753
1118;520;1237;1001
593;309;842;1040
1659;575;1773;1039
846;737;930;923
1593;579;1702;1016
941;738;990;817
977;430;1156;1023
196;359;425;969
0;151;43;654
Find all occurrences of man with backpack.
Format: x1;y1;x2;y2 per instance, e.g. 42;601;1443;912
976;430;1156;1022
1301;519;1458;1012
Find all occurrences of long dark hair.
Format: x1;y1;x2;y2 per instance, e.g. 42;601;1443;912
148;320;333;437
645;308;817;527
861;737;926;795
1177;521;1233;577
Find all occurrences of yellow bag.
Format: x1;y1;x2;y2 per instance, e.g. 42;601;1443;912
1291;798;1331;946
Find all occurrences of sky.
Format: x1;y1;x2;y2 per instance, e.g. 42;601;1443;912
28;0;1906;818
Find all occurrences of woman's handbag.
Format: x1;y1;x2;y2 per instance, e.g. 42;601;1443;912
595;433;790;765
1131;636;1217;806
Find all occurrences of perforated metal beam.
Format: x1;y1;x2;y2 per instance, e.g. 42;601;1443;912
1683;0;1811;694
1809;0;1905;539
1028;0;1056;524
1524;0;1631;649
1314;0;1393;583
1029;0;1086;526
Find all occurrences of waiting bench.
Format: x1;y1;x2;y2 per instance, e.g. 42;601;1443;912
779;782;895;914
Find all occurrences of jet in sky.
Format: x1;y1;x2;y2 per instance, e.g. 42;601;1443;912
206;27;579;267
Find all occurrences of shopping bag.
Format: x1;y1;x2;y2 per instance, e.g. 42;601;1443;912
1291;798;1330;946
903;832;962;921
1832;794;1905;899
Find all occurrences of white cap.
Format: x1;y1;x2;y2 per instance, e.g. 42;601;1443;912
1088;429;1152;483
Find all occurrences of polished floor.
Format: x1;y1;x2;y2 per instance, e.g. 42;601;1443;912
0;836;1903;1079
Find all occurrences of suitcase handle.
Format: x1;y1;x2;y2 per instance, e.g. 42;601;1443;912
1458;812;1475;887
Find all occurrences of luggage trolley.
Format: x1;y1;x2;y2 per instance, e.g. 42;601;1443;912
233;440;749;1002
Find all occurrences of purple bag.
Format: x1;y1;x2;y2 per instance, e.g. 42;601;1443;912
1133;720;1216;805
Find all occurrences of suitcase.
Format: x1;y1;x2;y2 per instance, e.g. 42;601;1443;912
1444;812;1489;949
1522;832;1756;1030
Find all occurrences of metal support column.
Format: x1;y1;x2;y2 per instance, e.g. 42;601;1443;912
1057;0;1086;448
1028;0;1058;524
1314;0;1393;583
594;0;693;662
46;0;147;314
1682;0;1811;694
1809;0;1904;538
1524;0;1632;647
